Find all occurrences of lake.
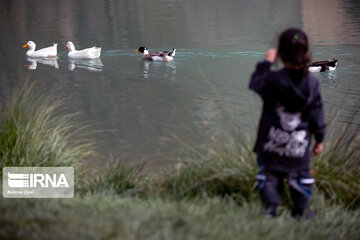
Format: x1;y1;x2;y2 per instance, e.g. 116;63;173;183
0;0;359;167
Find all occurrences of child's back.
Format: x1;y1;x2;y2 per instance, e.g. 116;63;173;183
249;28;326;219
250;62;325;171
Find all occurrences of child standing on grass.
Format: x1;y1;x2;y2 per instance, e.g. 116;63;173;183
249;28;326;219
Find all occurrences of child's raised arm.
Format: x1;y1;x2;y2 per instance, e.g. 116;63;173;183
249;49;277;99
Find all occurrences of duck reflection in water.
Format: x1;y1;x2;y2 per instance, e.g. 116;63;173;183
68;58;104;72
327;71;338;88
25;57;59;70
142;60;176;81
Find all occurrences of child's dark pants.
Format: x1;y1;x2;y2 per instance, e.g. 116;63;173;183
256;161;314;218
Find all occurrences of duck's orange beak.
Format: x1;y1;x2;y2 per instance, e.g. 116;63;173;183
64;46;68;49
22;44;29;48
135;50;140;54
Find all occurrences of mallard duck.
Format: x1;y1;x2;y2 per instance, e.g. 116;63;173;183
65;41;101;59
307;59;338;73
22;41;57;58
136;47;176;62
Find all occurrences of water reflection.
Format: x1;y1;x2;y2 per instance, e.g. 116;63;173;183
302;0;360;45
141;61;176;81
68;59;104;72
25;57;59;70
142;61;150;79
327;71;338;88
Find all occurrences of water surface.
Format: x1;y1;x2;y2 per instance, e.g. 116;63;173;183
1;0;359;166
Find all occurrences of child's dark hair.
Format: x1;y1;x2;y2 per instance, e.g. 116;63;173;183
277;28;310;75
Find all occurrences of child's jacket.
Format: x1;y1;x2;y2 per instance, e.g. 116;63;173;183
249;60;326;172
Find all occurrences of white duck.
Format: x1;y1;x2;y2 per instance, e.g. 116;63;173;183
64;41;101;59
22;41;58;58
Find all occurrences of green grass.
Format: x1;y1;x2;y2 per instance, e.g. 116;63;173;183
0;82;93;172
78;157;144;196
311;110;360;209
144;130;258;203
0;194;359;240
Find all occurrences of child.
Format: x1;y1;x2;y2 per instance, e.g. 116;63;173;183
249;28;326;219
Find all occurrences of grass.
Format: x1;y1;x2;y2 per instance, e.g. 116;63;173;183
0;84;359;239
0;82;93;172
0;194;359;240
144;129;258;203
311;107;360;209
78;156;145;196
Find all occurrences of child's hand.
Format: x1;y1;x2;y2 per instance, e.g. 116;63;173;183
312;142;323;156
265;49;277;63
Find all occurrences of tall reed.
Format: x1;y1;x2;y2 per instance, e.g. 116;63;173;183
149;127;258;203
0;82;93;172
78;156;144;195
312;107;360;209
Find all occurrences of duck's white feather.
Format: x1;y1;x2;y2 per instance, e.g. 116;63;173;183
308;66;321;73
68;47;101;59
151;56;164;61
36;44;57;53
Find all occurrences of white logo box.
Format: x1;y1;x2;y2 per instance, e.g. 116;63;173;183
3;167;74;198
